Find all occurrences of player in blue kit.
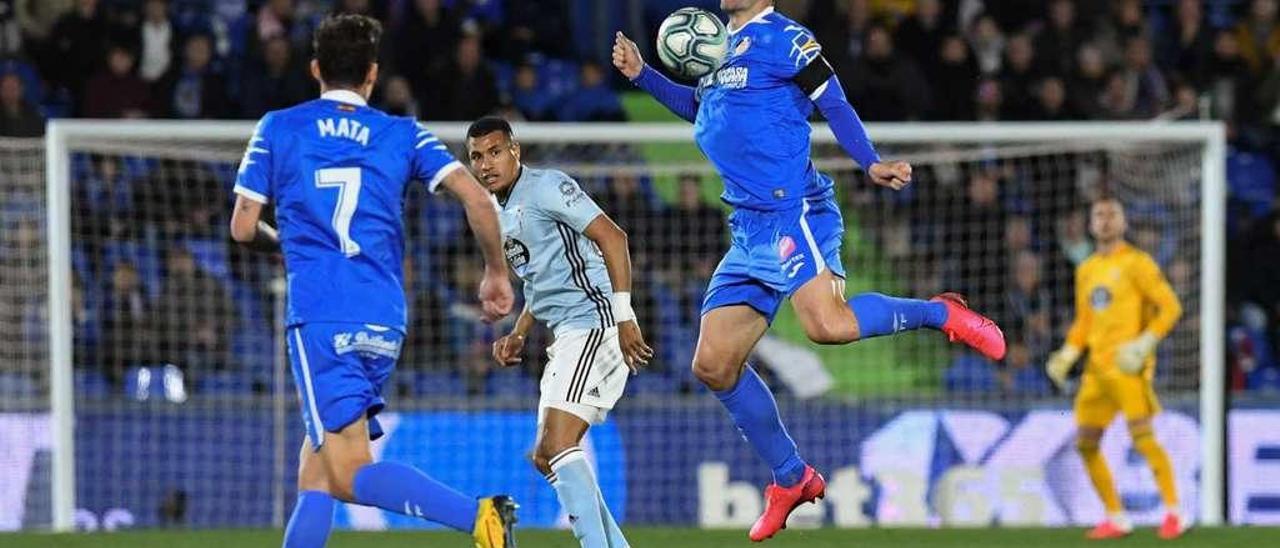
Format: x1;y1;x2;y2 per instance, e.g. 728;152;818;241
614;1;1007;541
229;15;518;548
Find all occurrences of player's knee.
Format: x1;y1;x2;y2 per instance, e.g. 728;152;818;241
1076;430;1103;454
325;455;372;502
532;438;576;476
691;354;740;392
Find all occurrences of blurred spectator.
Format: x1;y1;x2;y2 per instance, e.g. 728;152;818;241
490;0;571;62
136;0;176;83
844;24;930;121
1117;35;1169;118
1160;0;1213;86
556;62;625;122
141;158;223;239
16;0;75;49
1000;33;1039;120
0;72;43;136
1237;211;1280;332
1232;0;1280;74
1159;78;1200;121
376;74;417;117
1067;43;1108;118
1094;0;1147;65
1003;250;1053;352
968;14;1004;76
512;63;555;121
400;257;452;371
240;36;309;117
100;261;153;387
600;170;660;267
77;154;135;245
894;0;947;74
1034;0;1087;76
246;0;307;64
974;76;1003;121
153;246;234;380
435;29;498;121
660;173;727;278
944;166;1008;311
393;0;459;117
930;34;978;120
82;43;150;118
1205;30;1254;124
810;0;871;69
45;0;111;106
1030;76;1078;121
157;33;230;119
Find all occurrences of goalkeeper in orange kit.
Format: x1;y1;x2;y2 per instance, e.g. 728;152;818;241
1045;197;1186;540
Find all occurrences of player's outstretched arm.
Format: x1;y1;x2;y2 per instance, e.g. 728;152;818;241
1047;267;1091;388
440;168;514;322
582;214;654;370
229;196;280;253
1117;255;1184;373
795;57;911;190
614;32;699;124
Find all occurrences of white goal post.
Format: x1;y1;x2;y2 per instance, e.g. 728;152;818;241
44;120;1226;531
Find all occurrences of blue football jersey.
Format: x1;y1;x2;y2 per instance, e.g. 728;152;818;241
233;90;462;331
694;7;833;210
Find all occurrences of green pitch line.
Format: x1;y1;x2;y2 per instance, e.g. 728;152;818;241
2;527;1272;548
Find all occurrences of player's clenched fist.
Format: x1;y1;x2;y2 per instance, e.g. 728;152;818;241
617;320;654;372
612;32;643;80
478;266;514;323
492;333;525;366
868;160;912;190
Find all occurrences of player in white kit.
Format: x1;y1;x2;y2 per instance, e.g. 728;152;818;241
467;117;652;548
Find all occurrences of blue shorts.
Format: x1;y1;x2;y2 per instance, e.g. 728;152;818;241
702;196;846;323
286;322;404;450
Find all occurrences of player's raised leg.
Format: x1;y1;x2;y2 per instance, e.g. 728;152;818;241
692;305;824;542
789;265;1006;361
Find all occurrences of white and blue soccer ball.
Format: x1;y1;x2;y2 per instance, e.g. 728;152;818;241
655;8;728;80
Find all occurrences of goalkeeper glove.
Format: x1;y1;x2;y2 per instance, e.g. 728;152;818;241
1045;345;1081;390
1116;332;1159;374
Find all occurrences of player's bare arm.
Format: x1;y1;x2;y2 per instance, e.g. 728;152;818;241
229;195;280;253
582;214;654;369
493;307;536;366
440;168;514;323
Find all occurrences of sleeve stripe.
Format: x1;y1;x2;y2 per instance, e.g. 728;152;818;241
416;137;440;149
808;81;829;101
233;185;269;204
248;147;269;154
427;161;464;193
432;144;448;150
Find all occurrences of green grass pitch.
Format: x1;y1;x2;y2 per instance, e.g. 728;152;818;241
2;527;1274;547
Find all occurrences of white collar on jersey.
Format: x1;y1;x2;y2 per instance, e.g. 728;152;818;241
320;89;368;107
728;5;774;35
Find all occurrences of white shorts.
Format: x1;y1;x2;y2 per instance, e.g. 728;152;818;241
538;326;629;425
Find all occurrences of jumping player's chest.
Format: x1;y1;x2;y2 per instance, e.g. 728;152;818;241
697;35;776;98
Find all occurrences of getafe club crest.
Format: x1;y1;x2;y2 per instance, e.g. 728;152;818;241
733;36;751;56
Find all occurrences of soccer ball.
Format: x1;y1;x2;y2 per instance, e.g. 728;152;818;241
655;8;728;80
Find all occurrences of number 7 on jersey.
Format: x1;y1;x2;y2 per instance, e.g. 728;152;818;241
315;167;362;257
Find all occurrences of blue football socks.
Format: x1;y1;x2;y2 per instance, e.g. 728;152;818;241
352;461;478;532
282;490;334;548
847;292;947;338
714;365;807;487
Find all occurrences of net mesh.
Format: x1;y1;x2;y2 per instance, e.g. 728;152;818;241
26;127;1208;530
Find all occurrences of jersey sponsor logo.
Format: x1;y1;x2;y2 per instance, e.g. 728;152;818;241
505;238;531;275
1090;286;1113;310
316;117;370;146
332;329;401;358
712;65;749;89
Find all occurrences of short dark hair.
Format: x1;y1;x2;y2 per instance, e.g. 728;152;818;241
467;116;514;141
312;14;382;89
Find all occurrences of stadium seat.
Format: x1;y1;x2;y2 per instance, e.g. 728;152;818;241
402;370;467;397
197;371;252;395
487;372;539;398
0;372;40;399
1227;149;1276;219
75;370;111;398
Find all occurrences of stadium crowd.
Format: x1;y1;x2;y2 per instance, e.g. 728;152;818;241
1;0;1279;399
